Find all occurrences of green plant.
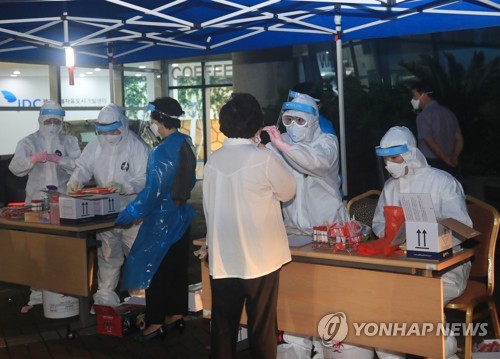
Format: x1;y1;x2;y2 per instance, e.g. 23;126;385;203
124;75;148;120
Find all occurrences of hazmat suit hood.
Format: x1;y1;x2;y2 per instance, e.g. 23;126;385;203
282;94;320;144
96;103;129;146
376;126;428;173
38;100;65;138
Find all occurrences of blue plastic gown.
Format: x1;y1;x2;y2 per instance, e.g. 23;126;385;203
121;131;196;290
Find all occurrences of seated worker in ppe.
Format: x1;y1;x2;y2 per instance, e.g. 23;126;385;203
114;97;196;342
67;104;151;307
372;126;470;359
263;92;345;235
9;100;81;306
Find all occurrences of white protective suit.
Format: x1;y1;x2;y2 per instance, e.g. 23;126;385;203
9;101;81;204
68;104;150;306
267;94;345;235
373;126;469;359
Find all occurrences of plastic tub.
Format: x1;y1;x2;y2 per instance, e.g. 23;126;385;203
325;343;374;359
42;290;79;319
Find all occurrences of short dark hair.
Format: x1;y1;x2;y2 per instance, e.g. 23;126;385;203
219;93;263;138
150;97;184;129
411;81;434;98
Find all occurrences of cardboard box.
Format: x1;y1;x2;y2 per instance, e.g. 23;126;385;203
93;302;146;337
59;195;95;224
92;192;120;218
394;193;480;260
188;282;203;313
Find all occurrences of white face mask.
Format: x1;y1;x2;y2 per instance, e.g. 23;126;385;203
410;98;420;111
385;160;408;179
149;123;162;139
253;135;261;145
286;123;308;143
99;134;122;146
41;124;61;137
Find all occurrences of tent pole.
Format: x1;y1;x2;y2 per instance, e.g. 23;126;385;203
107;42;115;103
335;14;348;197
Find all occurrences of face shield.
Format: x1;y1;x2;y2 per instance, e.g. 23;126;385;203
278;92;319;143
95;104;127;146
39;101;65;137
376;126;428;176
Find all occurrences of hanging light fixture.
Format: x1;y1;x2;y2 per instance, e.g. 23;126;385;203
65;46;75;85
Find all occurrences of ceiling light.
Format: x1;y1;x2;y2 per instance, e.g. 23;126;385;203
139;65;146;69
13;70;20;75
86;71;93;75
94;68;101;72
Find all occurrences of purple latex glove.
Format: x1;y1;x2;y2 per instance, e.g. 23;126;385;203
46;154;60;164
263;126;291;153
29;151;48;164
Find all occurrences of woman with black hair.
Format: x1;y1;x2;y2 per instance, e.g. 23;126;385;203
115;97;196;341
203;93;296;358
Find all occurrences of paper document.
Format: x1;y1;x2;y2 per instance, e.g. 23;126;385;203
288;235;312;247
400;193;436;222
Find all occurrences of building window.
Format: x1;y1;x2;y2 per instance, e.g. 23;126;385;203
168;60;233;179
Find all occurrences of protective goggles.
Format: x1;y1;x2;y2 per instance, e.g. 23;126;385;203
40;108;65;116
276;90;317;127
375;144;409;157
95;120;121;133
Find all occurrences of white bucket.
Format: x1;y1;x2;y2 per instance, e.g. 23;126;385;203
42;290;79;319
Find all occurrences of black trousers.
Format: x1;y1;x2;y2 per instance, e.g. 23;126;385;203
145;226;190;324
210;269;280;359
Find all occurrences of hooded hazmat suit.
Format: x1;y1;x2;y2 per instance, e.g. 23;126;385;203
9;100;81;204
68;104;151;306
267;94;345;235
373;126;470;359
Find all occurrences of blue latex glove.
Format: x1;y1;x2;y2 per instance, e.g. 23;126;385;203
114;208;135;225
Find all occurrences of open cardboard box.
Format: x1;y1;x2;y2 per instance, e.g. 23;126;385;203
392;193;480;260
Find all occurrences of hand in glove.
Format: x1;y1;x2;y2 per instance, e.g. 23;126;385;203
107;182;126;195
46;154;61;164
29;151;48;164
66;181;83;194
263;126;291;153
114;208;135;226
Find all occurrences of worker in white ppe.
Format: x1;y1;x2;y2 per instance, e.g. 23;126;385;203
9;100;81;204
67;103;150;307
372;126;470;359
263;93;345;235
9;100;81;306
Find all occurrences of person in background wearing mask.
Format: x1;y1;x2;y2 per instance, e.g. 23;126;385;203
67;103;150;307
204;93;296;358
372;126;470;359
114;97;196;341
263;92;345;236
411;81;463;177
9;100;81;306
